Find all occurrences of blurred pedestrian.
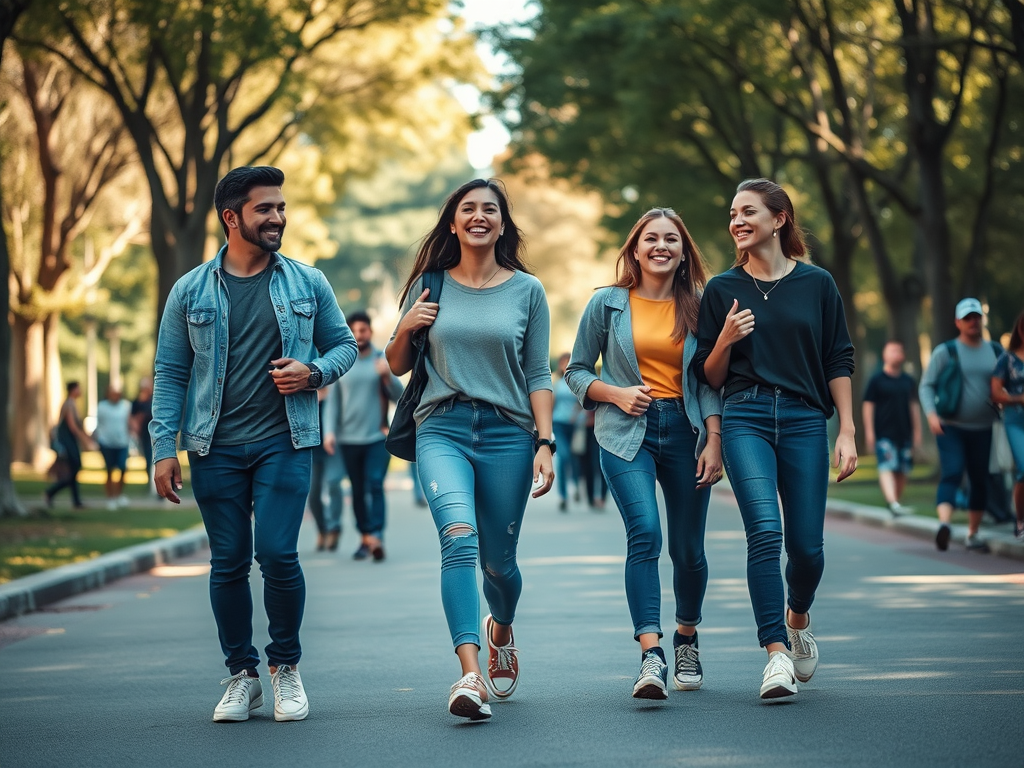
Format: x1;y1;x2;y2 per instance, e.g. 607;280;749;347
130;377;155;494
695;178;857;701
552;352;583;511
991;310;1024;539
862;341;921;515
582;409;607;509
150;166;357;724
45;381;96;509
95;385;132;510
340;310;403;562
566;207;723;701
919;298;1002;553
386;178;553;722
308;381;344;551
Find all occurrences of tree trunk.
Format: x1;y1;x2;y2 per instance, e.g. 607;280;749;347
11;315;50;468
917;144;955;340
151;202;211;324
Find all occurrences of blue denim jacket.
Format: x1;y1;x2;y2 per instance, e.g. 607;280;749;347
565;287;723;461
150;247;357;461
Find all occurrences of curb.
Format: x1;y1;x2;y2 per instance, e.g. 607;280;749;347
0;526;209;621
823;498;1024;562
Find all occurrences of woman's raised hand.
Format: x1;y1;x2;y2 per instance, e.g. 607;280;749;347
401;288;439;333
718;298;755;347
613;385;653;417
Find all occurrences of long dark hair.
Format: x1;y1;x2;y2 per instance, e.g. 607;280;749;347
400;179;531;304
613;208;709;343
1009;310;1024;353
733;178;808;266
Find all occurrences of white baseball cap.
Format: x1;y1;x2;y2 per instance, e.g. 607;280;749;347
954;298;983;319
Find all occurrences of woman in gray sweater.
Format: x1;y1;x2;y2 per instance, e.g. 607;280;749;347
386;179;554;721
566;208;723;702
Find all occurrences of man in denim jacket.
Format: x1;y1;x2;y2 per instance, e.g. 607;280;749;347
150;166;356;724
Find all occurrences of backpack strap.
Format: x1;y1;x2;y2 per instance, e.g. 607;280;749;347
423;270;444;304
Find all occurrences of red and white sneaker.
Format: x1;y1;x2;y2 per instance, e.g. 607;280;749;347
482;614;520;699
448;672;491;721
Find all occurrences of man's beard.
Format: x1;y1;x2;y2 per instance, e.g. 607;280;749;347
239;217;283;252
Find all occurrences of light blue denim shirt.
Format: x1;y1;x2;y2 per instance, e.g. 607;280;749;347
150;247;358;461
565;286;722;462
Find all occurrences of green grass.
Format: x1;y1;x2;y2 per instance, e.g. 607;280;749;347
1;464;201;584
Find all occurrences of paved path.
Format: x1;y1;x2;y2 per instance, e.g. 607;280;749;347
1;486;1022;767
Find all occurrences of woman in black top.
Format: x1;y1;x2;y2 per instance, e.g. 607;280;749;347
695;179;856;701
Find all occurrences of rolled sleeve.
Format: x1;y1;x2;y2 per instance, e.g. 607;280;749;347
565;295;605;410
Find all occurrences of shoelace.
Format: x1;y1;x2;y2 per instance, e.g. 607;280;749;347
789;627;814;658
764;653;792;679
639;652;664;679
274;667;302;702
675;644;700;676
451;672;485;696
492;642;519;672
219;673;255;705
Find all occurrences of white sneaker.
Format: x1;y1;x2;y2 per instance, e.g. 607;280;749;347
786;615;819;682
117;495;130;508
760;651;798;700
106;498;118;511
213;671;263;722
888;502;913;516
271;665;309;721
448;671;491;721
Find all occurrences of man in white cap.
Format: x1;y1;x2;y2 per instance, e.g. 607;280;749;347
919;298;1003;552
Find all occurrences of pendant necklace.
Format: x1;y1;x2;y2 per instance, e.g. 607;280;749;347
750;260;792;301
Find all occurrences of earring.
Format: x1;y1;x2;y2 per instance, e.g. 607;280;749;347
772;228;778;238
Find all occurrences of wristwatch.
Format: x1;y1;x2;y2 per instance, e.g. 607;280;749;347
534;435;556;454
306;364;324;390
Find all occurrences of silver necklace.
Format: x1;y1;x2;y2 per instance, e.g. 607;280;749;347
475;265;504;289
750;261;792;301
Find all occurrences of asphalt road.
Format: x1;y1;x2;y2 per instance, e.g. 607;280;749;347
1;483;1022;768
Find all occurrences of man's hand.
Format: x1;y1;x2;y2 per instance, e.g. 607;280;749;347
323;433;337;456
155;457;183;504
927;412;944;436
270;357;312;395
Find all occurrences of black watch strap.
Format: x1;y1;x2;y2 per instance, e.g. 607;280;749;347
534;437;556;455
307;364;323;389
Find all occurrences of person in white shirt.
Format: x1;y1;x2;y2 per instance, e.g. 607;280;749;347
95;386;132;510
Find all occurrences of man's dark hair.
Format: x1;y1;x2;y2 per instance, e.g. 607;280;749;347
347;310;372;328
66;381;79;395
214;166;285;238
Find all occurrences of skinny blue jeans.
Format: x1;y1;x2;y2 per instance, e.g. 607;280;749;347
189;432;311;674
340;440;391;537
721;386;829;649
416;400;534;649
600;399;710;639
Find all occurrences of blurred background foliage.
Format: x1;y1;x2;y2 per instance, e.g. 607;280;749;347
2;0;1023;497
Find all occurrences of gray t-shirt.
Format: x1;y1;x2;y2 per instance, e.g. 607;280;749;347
919;339;1000;430
338;347;404;445
393;270;552;432
213;265;290;445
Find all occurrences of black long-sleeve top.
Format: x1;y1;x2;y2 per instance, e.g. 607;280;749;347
694;261;855;417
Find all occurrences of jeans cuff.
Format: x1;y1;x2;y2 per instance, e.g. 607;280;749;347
633;624;663;641
452;631;480;649
675;615;702;628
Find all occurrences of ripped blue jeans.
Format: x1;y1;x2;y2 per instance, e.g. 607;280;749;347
416;400;535;649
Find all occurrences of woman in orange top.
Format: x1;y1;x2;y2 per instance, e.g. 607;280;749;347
565;208;723;701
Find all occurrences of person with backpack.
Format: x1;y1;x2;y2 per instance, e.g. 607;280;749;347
919;298;1003;553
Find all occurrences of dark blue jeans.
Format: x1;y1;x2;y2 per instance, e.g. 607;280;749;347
600;399;710;638
189;432;311;674
340;440;391;537
308;445;345;535
552;421;582;501
416;400;534;648
935;424;992;509
721;386;829;649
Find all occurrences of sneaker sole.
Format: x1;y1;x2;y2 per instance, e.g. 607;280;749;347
672;677;703;691
449;693;492;721
794;667;816;683
213;693;264;722
760;682;798;699
935;526;951;551
632;680;668;700
274;700;309;722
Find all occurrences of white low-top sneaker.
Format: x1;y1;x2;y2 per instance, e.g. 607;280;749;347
213;671;263;722
271;665;309;722
448;671;492;721
760;651;798;700
786;616;819;682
